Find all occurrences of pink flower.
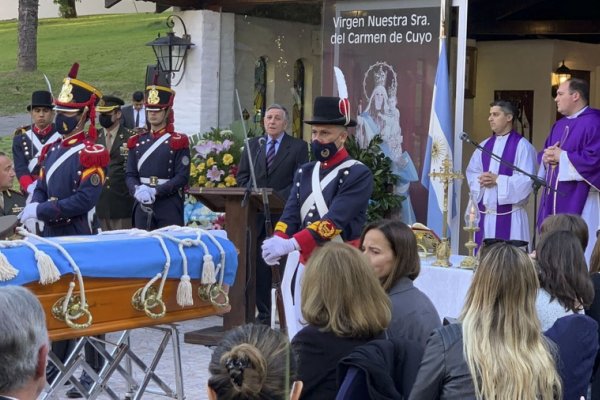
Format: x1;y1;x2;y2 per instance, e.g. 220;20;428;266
213;142;224;153
194;141;214;158
207;165;224;182
222;139;234;151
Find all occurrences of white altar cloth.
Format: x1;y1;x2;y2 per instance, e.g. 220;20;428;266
414;255;474;321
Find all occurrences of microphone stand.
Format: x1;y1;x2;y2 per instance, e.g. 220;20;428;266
461;133;561;248
242;138;265;208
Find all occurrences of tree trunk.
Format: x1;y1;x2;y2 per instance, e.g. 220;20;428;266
17;0;38;72
59;0;78;18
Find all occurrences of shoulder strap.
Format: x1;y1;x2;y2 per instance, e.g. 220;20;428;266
137;133;171;171
46;143;85;185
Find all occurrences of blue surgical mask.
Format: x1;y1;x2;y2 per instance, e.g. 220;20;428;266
311;140;338;162
55;113;80;135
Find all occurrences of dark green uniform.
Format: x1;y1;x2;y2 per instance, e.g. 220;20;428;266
0;189;25;217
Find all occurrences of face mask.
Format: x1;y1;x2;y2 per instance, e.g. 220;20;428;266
99;114;114;129
311;140;338;162
55;113;80;135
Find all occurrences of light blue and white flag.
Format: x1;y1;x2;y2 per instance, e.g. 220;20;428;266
421;37;454;237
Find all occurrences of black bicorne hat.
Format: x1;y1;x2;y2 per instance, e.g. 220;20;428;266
304;96;357;127
27;90;54;111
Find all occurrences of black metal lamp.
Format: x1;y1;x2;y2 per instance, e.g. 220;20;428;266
147;15;194;85
551;60;572;97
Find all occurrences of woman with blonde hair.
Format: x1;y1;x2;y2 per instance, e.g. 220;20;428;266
291;242;391;400
207;324;302;400
410;243;561;399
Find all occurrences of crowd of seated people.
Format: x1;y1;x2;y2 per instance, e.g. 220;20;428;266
204;216;600;400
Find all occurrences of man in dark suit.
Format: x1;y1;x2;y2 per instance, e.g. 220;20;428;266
96;96;135;231
0;286;49;400
237;103;309;324
121;90;145;131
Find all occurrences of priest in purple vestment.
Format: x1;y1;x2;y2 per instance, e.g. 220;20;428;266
538;78;600;260
466;100;537;248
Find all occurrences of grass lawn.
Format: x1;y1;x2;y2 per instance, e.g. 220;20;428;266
0;13;165;116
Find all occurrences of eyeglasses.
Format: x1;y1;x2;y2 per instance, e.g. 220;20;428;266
482;238;529;248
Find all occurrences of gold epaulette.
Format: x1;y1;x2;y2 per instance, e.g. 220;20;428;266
13;125;31;136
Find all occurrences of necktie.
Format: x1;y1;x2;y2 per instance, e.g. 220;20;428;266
135;110;140;127
266;140;276;170
106;132;112;150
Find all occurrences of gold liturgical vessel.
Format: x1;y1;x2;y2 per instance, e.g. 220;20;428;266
460;195;480;269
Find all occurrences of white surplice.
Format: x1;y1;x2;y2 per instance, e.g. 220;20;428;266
466;134;538;243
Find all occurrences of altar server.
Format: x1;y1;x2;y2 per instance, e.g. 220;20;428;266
538;78;600;261
466;100;537;247
125;83;190;230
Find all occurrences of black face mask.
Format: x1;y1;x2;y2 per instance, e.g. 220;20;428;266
311;140;339;162
55;113;80;135
99;114;114;129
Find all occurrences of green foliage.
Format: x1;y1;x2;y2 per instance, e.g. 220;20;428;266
0;13;164;116
53;0;79;18
346;134;403;222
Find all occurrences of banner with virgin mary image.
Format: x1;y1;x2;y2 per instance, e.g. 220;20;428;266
322;0;441;225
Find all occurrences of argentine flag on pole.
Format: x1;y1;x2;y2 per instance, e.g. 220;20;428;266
421;37;453;238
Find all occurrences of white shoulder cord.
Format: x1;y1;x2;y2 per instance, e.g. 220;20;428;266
16;227;88;314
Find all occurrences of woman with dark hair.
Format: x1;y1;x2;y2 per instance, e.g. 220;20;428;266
207;324;302;400
409;243;562;399
360;219;440;345
586;238;600;399
536;230;594;330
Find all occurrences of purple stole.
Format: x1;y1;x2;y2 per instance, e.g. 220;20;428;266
475;131;523;246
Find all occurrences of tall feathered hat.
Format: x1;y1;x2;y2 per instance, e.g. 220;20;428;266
54;63;103;140
304;66;356;127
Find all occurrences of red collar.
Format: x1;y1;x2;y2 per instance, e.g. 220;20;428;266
151;126;168;139
61;131;86;147
321;147;349;169
33;124;54;136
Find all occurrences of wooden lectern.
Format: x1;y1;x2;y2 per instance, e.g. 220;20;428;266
184;187;286;345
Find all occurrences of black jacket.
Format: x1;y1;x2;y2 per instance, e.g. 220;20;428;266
337;338;424;399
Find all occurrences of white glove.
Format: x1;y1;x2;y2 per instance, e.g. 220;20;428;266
26;179;38;195
262;236;299;266
19;202;39;223
135;185;156;204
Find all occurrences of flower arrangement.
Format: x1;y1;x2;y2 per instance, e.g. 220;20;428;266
189;128;244;188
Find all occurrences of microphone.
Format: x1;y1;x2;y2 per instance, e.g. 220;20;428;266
459;132;470;142
242;137;266;207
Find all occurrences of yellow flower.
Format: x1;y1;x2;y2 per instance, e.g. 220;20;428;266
197;175;207;185
224;175;236;187
222;153;234;166
190;163;198;177
198;163;206;172
205;181;215;188
217;183;226;188
207;157;215;167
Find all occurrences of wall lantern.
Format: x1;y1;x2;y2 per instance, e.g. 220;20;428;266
146;15;194;86
551;60;572;97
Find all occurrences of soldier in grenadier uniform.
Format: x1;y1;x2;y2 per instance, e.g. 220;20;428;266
96;95;135;231
0;152;25;217
19;63;110;398
125;83;190;230
19;63;109;237
12;90;61;194
262;96;374;262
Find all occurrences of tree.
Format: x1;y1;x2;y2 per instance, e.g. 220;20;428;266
54;0;78;18
17;0;38;72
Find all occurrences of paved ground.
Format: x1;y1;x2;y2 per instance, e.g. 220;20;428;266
43;316;221;400
0;113;30;136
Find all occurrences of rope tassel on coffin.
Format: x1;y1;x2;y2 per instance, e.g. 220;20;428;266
0;226;237;330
